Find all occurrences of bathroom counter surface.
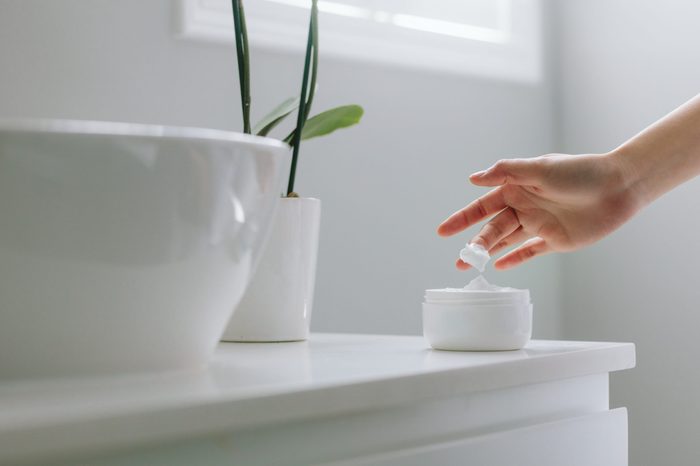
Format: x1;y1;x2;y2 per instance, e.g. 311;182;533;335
0;333;635;465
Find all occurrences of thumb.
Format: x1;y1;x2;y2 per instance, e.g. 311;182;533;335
470;158;545;187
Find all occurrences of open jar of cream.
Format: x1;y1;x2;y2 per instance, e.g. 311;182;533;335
423;276;532;351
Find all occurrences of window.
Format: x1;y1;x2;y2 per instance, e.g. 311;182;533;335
177;0;542;82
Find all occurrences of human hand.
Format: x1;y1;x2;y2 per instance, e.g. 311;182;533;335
437;152;641;270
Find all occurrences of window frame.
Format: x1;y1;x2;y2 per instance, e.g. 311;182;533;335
177;0;542;83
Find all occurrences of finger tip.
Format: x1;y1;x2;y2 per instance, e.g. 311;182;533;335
493;260;512;270
456;259;471;271
436;225;453;237
469;179;496;188
470;172;505;187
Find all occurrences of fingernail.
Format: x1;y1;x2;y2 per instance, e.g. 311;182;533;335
470;170;486;178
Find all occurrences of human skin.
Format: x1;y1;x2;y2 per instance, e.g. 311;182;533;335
437;93;700;270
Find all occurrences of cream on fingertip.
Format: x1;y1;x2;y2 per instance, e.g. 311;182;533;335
459;242;490;273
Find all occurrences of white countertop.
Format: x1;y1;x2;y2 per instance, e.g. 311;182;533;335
0;333;635;464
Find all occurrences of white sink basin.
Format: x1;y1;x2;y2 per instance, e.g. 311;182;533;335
0;119;289;379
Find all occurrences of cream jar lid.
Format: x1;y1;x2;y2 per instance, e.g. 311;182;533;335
425;275;530;306
425;287;531;306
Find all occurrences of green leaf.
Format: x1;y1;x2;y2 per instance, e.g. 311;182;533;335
302;105;364;140
253;96;301;137
284;105;363;144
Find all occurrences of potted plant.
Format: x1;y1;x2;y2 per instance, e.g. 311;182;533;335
222;0;363;342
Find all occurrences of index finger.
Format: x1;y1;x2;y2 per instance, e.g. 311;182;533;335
437;187;507;237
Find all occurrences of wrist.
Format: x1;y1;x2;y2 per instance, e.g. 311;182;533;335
603;147;649;216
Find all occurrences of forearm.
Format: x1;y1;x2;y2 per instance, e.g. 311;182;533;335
610;94;700;207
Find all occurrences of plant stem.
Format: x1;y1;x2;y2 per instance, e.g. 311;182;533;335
304;1;318;121
240;2;251;133
287;0;318;195
232;0;251;133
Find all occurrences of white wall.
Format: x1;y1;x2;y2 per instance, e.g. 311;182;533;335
553;1;700;464
0;0;561;337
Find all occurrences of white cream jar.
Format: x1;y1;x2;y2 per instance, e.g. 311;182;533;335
423;276;532;351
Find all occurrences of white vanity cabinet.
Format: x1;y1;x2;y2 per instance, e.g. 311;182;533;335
0;334;635;466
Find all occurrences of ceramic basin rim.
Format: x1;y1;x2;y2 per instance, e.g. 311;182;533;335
0;118;290;153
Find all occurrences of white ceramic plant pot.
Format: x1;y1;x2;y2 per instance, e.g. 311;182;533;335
222;197;321;342
0;119;289;379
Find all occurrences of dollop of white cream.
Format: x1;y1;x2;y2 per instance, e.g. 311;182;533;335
459;243;490;272
463;274;514;292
